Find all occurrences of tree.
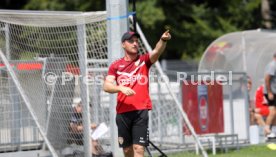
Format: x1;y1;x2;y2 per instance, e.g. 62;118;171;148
156;0;262;60
0;0;28;9
0;0;274;60
23;0;105;11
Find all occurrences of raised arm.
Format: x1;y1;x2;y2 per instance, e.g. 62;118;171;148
149;30;171;64
103;75;136;96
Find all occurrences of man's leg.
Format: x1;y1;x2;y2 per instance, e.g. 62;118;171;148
250;108;256;125
132;110;149;157
265;106;276;135
91;140;102;155
133;144;145;157
123;145;134;157
271;116;276;133
255;113;266;126
116;112;134;157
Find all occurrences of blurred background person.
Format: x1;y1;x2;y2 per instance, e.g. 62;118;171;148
69;98;103;155
263;53;276;138
251;84;269;126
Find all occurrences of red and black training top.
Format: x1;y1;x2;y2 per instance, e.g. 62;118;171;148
107;53;153;114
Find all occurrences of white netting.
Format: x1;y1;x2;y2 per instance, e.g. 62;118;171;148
0;10;109;157
0;56;45;152
0;10;106;27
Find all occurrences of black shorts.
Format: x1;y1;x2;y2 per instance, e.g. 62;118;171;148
116;110;149;148
264;94;276;106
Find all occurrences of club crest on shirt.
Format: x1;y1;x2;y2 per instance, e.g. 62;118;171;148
135;59;140;66
118;137;124;145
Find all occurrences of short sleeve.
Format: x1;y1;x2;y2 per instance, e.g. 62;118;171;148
107;62;117;77
265;62;276;76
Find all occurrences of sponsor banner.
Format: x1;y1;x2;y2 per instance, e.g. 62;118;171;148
182;81;224;135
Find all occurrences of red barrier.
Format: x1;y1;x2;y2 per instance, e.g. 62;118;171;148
182;81;224;135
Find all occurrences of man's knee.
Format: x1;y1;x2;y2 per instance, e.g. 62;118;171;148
133;144;144;154
273;106;276;111
254;113;262;119
123;146;133;154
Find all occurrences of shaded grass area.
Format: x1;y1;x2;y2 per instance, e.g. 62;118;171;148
159;144;276;157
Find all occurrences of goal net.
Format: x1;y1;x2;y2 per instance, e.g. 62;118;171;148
0;10;205;157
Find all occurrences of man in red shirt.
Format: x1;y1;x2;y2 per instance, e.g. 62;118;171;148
253;84;276;137
252;85;269;126
103;30;171;157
